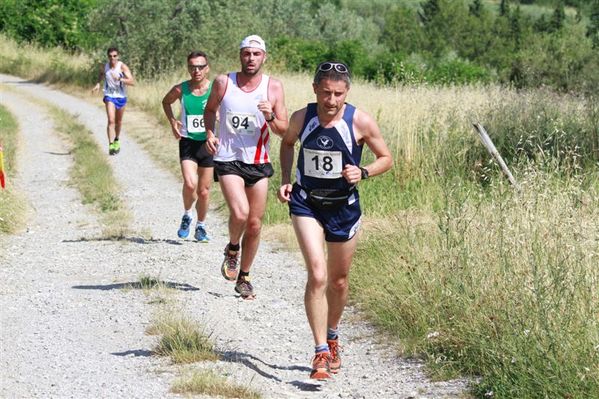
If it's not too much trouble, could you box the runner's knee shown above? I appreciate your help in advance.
[230,208,249,226]
[328,276,349,293]
[197,185,210,201]
[244,218,262,237]
[183,180,197,193]
[307,268,328,291]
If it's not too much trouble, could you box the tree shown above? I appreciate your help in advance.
[383,5,423,54]
[499,0,510,17]
[588,0,599,49]
[469,0,483,18]
[510,6,523,50]
[0,0,100,50]
[418,0,440,25]
[549,0,566,33]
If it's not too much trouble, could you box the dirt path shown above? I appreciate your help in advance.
[0,75,468,398]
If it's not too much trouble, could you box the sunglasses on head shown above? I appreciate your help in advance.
[188,64,208,71]
[317,62,349,74]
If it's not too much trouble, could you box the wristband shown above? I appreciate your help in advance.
[360,167,369,180]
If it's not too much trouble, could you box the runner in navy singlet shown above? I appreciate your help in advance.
[278,61,393,380]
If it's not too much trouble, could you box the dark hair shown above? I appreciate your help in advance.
[187,51,208,62]
[106,47,119,55]
[313,61,351,87]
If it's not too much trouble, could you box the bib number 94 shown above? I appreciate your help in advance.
[227,111,258,135]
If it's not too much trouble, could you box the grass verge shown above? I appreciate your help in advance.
[49,104,131,237]
[0,103,27,234]
[351,172,599,398]
[147,313,219,364]
[171,369,261,398]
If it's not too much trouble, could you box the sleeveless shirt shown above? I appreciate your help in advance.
[296,103,363,191]
[180,80,212,141]
[215,72,270,164]
[103,61,126,98]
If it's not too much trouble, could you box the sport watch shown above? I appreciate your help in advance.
[360,167,369,180]
[265,111,276,122]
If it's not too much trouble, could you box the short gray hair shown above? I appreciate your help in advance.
[313,61,351,87]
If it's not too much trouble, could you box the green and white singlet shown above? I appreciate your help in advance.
[180,80,212,141]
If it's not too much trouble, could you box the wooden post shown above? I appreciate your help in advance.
[472,123,520,191]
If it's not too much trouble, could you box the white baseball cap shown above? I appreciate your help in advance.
[240,35,266,52]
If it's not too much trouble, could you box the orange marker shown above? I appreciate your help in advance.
[0,144,5,189]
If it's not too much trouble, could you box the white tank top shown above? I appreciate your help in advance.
[215,72,270,164]
[103,61,126,98]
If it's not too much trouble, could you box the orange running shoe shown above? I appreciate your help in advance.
[310,352,332,380]
[221,245,239,281]
[327,338,341,373]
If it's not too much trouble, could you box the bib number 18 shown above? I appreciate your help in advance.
[303,148,342,179]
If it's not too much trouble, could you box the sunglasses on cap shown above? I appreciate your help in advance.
[316,62,349,74]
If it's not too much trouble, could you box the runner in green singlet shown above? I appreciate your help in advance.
[162,51,214,242]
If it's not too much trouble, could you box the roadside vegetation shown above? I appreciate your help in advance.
[0,103,27,234]
[146,312,218,364]
[139,275,257,397]
[171,370,261,398]
[48,104,131,237]
[1,0,598,395]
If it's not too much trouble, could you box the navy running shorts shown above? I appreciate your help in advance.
[289,183,362,242]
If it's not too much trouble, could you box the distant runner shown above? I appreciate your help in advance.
[92,47,135,155]
[162,51,213,242]
[278,61,393,379]
[204,35,288,299]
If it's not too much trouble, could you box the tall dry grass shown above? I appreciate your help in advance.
[353,171,599,397]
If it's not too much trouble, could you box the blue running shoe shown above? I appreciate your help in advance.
[177,214,193,238]
[194,224,210,242]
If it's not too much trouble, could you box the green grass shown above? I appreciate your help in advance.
[352,171,599,397]
[49,105,131,237]
[0,103,27,234]
[171,370,261,398]
[147,314,219,364]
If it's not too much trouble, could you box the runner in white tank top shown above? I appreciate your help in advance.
[215,72,270,164]
[92,47,135,155]
[103,61,126,99]
[204,35,288,300]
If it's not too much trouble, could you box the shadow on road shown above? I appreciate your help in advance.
[72,281,199,291]
[289,380,323,392]
[62,236,183,245]
[218,350,312,383]
[111,349,154,357]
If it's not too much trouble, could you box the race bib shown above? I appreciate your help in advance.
[226,111,258,135]
[186,115,205,133]
[303,148,343,179]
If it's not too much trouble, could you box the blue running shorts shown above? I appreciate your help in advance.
[289,183,362,242]
[103,96,127,110]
